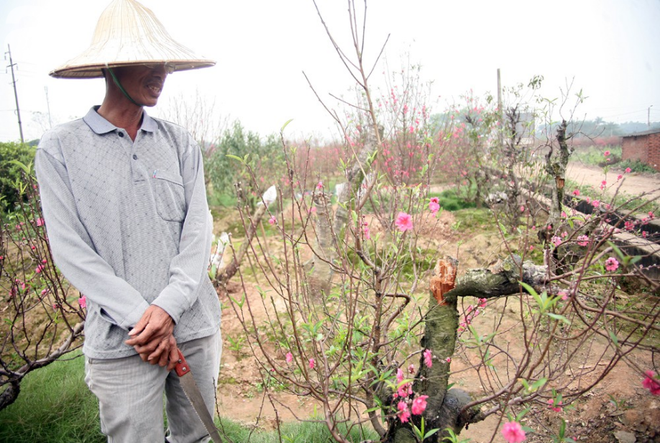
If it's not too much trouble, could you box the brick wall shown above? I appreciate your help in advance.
[622,135,649,163]
[648,133,660,171]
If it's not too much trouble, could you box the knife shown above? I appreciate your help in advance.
[173,348,223,443]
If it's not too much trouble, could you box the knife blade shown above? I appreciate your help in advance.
[173,348,222,443]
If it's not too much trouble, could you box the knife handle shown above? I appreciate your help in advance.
[174,348,191,377]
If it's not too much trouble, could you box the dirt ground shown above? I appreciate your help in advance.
[213,165,660,442]
[566,162,660,202]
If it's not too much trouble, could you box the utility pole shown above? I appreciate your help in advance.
[497,68,503,147]
[649,105,653,128]
[5,44,24,143]
[44,86,52,129]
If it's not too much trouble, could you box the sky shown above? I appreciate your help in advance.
[1,0,659,143]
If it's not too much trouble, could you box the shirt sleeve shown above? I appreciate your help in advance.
[35,145,150,330]
[151,137,213,323]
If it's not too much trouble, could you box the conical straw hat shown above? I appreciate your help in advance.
[50,0,215,78]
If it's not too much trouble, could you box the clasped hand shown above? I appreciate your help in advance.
[125,305,178,371]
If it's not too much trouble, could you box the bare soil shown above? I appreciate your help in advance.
[566,162,660,202]
[213,179,660,443]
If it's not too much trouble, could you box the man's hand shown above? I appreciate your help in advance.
[125,305,175,365]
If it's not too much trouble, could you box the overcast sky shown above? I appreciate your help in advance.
[1,0,659,142]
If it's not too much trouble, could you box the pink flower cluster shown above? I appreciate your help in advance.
[396,394,429,423]
[457,298,487,333]
[423,349,433,368]
[429,197,440,215]
[501,421,526,442]
[604,257,619,272]
[547,398,563,412]
[576,235,589,247]
[394,368,413,398]
[395,212,413,232]
[643,371,660,395]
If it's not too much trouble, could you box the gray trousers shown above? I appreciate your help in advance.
[85,330,222,443]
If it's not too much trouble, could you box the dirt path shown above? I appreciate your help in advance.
[566,162,660,202]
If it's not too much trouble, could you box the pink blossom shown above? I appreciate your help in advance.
[445,357,451,363]
[308,358,315,369]
[395,212,413,232]
[604,150,611,156]
[558,290,568,301]
[35,264,44,274]
[268,215,276,225]
[408,364,416,375]
[528,245,535,252]
[398,382,412,398]
[625,167,632,173]
[649,211,655,219]
[36,218,45,227]
[478,298,487,308]
[78,295,87,309]
[551,236,562,247]
[429,197,440,214]
[396,367,404,384]
[547,398,563,412]
[577,235,589,247]
[411,395,428,415]
[605,257,619,272]
[572,189,580,196]
[617,174,623,181]
[519,205,525,213]
[397,401,411,423]
[363,223,371,240]
[642,371,660,395]
[423,349,433,368]
[286,352,293,363]
[501,421,526,443]
[592,200,600,208]
[316,181,323,189]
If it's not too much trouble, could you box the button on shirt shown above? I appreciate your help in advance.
[35,107,221,359]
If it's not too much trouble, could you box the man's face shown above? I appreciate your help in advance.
[113,63,173,107]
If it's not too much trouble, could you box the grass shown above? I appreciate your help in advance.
[431,188,477,212]
[572,145,657,173]
[0,352,378,443]
[0,351,104,443]
[572,145,622,167]
[217,419,379,442]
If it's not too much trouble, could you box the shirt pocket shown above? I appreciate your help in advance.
[152,169,186,222]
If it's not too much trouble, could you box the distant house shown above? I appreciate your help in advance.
[621,128,660,171]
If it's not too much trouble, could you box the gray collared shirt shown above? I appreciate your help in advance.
[35,107,221,359]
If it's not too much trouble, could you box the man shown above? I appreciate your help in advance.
[35,0,221,441]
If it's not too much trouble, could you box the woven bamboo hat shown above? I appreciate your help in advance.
[50,0,215,78]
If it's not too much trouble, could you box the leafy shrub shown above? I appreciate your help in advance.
[618,159,658,174]
[0,142,36,216]
[433,188,477,211]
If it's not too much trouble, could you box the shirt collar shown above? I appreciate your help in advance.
[83,106,157,135]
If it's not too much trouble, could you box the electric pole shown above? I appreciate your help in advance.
[649,105,653,128]
[5,44,24,143]
[45,86,52,129]
[497,68,503,147]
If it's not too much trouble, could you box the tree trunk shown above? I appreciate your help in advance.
[386,256,548,442]
[307,129,379,298]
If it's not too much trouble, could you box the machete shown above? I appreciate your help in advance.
[173,349,222,443]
